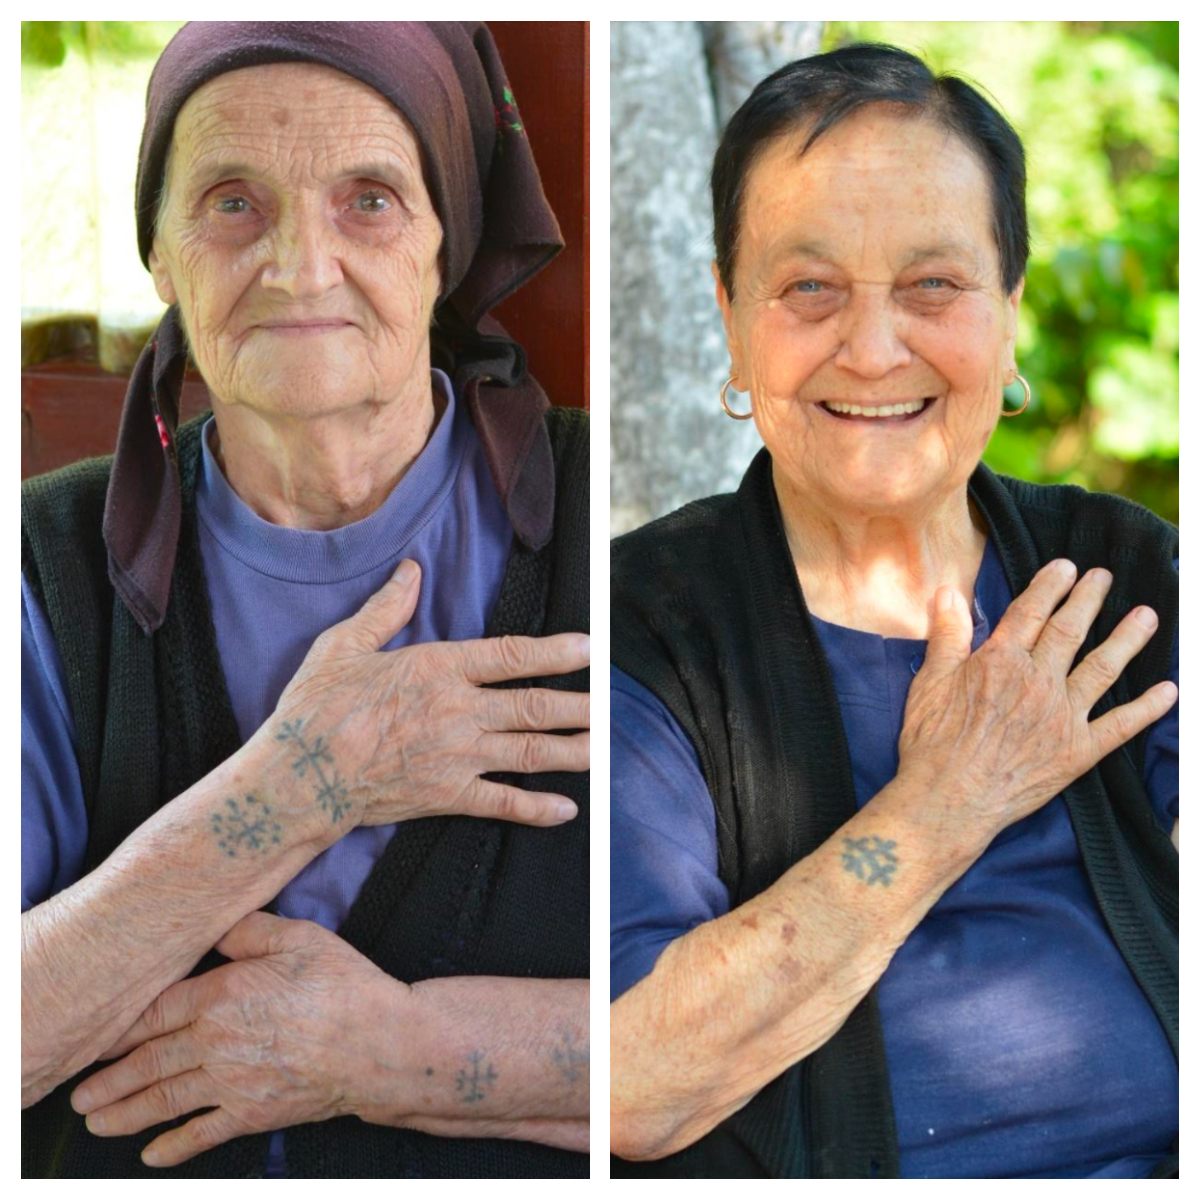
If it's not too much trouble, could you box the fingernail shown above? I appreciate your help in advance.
[1091,568,1113,586]
[575,634,590,658]
[1056,559,1077,579]
[71,1087,93,1113]
[142,1146,164,1167]
[86,1111,108,1133]
[1159,681,1178,702]
[1135,607,1158,630]
[393,559,417,585]
[554,799,578,821]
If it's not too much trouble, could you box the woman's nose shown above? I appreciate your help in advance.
[833,288,913,378]
[260,203,343,298]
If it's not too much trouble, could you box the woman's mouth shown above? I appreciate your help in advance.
[818,397,936,422]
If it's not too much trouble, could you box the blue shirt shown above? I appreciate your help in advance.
[22,373,512,1175]
[611,540,1178,1178]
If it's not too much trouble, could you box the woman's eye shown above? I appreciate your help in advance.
[915,277,954,290]
[354,190,392,214]
[214,195,251,215]
[792,280,826,294]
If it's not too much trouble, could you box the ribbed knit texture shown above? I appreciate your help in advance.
[610,448,1176,1179]
[22,407,589,1179]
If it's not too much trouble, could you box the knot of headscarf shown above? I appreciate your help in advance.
[105,21,565,634]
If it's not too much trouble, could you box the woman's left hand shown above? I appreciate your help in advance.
[69,912,396,1167]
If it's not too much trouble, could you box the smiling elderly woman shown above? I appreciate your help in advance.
[22,23,588,1179]
[610,45,1177,1178]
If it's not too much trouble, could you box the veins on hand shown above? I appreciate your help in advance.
[455,1049,498,1104]
[276,718,352,822]
[841,835,899,887]
[210,795,283,857]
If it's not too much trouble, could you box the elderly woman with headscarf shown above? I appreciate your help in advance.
[610,45,1176,1178]
[22,22,588,1179]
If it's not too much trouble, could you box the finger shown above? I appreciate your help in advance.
[483,686,590,732]
[1087,680,1178,763]
[84,1068,211,1137]
[1067,604,1160,710]
[992,559,1078,651]
[216,909,298,960]
[141,1107,248,1169]
[458,778,579,826]
[72,1029,199,1114]
[323,559,421,654]
[919,586,973,680]
[93,976,206,1063]
[1031,567,1112,673]
[479,730,591,777]
[456,633,590,685]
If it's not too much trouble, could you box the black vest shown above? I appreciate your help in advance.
[22,408,589,1178]
[611,450,1177,1179]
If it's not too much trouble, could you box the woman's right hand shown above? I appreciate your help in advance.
[898,559,1177,844]
[263,559,589,830]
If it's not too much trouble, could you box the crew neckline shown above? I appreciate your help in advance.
[195,369,466,584]
[808,538,1003,653]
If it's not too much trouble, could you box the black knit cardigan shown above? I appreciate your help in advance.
[610,449,1177,1179]
[22,407,589,1179]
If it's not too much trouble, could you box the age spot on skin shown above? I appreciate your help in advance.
[271,108,289,127]
[781,922,797,945]
[741,914,759,931]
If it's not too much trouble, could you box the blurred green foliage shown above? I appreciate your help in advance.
[825,22,1178,522]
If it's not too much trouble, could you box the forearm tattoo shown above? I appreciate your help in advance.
[210,795,283,857]
[455,1050,498,1103]
[550,1029,588,1086]
[841,835,899,886]
[276,718,352,822]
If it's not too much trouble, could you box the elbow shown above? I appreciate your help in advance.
[610,1095,690,1162]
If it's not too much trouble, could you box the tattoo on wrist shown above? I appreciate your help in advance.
[210,795,283,857]
[550,1029,588,1085]
[841,835,899,887]
[276,718,352,823]
[455,1050,497,1104]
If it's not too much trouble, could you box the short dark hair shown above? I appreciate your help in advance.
[711,43,1028,297]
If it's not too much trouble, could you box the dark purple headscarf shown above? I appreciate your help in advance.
[105,21,565,634]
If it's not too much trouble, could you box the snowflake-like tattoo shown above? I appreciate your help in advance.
[455,1050,498,1104]
[550,1030,588,1085]
[210,795,283,857]
[841,835,899,887]
[276,718,352,822]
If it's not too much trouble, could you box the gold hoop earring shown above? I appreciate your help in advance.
[1001,373,1031,418]
[720,375,753,420]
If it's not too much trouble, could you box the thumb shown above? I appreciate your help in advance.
[333,558,421,653]
[922,586,973,678]
[216,910,292,960]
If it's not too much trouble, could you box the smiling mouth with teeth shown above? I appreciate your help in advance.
[820,397,935,421]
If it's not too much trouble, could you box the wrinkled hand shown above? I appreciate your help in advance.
[70,912,394,1168]
[899,559,1177,840]
[269,559,589,829]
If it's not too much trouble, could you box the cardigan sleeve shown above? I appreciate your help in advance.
[21,574,89,910]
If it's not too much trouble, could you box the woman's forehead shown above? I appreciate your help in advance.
[171,62,421,179]
[740,109,997,272]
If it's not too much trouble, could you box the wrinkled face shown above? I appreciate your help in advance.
[717,107,1022,523]
[149,62,443,419]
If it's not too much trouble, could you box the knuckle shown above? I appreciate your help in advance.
[488,787,522,822]
[515,688,551,728]
[494,635,531,676]
[515,733,544,775]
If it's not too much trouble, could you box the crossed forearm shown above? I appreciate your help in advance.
[21,722,342,1108]
[610,773,985,1162]
[359,976,589,1152]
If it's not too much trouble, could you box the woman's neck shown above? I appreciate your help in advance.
[774,468,988,639]
[208,382,440,531]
